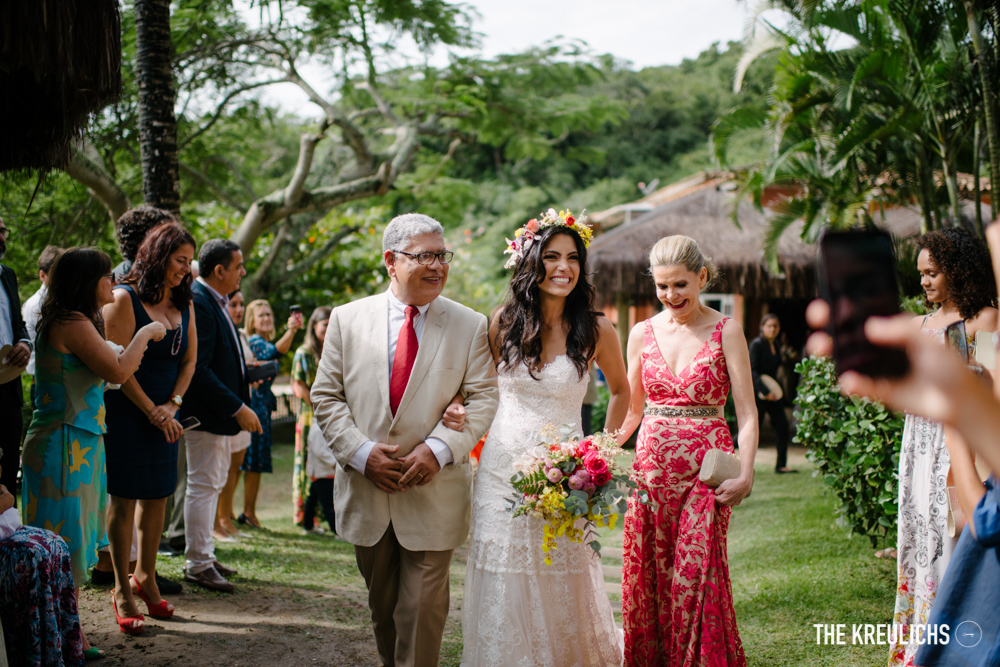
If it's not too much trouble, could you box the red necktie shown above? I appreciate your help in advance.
[390,305,419,415]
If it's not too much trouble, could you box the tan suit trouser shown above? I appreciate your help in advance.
[355,523,454,667]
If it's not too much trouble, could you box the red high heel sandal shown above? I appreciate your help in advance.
[111,592,145,635]
[131,574,175,618]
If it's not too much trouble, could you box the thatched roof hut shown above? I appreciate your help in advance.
[588,174,986,307]
[0,0,122,172]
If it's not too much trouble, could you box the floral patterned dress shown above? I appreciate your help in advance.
[291,345,329,526]
[889,326,968,665]
[0,525,84,667]
[241,335,281,474]
[622,318,746,667]
[20,343,108,587]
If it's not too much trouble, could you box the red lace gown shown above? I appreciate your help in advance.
[622,318,746,667]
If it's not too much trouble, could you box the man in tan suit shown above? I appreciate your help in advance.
[311,213,499,667]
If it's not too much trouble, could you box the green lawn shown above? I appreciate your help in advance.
[148,440,896,666]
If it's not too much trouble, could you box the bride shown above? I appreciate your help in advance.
[461,211,630,667]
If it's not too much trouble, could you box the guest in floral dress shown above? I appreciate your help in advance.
[290,306,332,530]
[237,299,301,528]
[617,235,758,667]
[0,477,86,666]
[889,228,997,666]
[20,247,165,651]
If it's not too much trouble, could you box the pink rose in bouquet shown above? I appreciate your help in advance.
[545,467,564,484]
[583,449,611,486]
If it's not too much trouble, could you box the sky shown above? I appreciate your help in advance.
[258,0,754,114]
[458,0,750,68]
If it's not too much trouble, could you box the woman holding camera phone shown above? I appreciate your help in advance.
[237,299,302,529]
[888,228,997,666]
[103,223,197,633]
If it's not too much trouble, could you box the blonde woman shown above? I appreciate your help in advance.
[618,235,757,667]
[237,299,301,528]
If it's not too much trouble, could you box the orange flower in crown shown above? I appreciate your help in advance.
[503,208,593,269]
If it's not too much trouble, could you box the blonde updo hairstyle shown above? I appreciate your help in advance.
[649,235,720,291]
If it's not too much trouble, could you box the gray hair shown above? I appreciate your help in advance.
[382,213,444,252]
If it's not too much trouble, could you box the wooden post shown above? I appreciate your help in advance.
[616,293,630,357]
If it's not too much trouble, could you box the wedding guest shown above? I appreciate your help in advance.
[179,239,260,592]
[113,206,176,280]
[21,247,165,641]
[749,313,794,473]
[237,299,301,529]
[0,216,32,502]
[889,227,997,666]
[21,246,63,388]
[213,289,255,541]
[0,473,94,663]
[617,235,757,666]
[806,292,1000,667]
[291,306,334,533]
[103,223,197,632]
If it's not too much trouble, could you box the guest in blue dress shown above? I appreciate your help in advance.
[103,223,197,633]
[237,299,301,528]
[21,247,165,652]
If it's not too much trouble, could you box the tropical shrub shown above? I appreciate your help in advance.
[793,355,903,548]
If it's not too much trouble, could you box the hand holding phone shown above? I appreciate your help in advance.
[818,230,910,378]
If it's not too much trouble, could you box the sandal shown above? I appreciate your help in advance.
[874,548,897,559]
[83,647,106,661]
[131,574,174,618]
[237,513,262,529]
[111,592,145,635]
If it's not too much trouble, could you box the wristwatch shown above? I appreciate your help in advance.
[171,395,183,407]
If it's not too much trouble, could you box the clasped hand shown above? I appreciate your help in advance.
[365,442,442,493]
[148,403,182,442]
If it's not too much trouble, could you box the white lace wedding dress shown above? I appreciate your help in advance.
[461,356,622,667]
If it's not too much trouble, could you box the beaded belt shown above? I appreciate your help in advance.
[643,405,723,419]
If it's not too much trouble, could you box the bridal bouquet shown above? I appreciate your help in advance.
[508,424,645,564]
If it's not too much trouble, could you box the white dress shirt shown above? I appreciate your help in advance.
[22,285,45,375]
[347,288,455,474]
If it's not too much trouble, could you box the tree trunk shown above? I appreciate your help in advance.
[135,0,179,214]
[966,1,1000,211]
[915,154,935,233]
[975,117,985,235]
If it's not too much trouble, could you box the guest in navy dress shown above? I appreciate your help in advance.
[237,299,301,528]
[103,223,197,629]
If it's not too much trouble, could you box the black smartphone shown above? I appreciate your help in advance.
[289,304,302,315]
[179,416,201,431]
[945,320,969,363]
[818,229,910,378]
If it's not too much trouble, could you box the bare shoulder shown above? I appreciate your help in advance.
[720,316,748,344]
[969,306,999,333]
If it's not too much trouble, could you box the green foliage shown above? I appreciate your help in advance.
[792,355,903,548]
[589,384,610,435]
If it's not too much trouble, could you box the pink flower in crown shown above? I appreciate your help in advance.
[526,218,540,233]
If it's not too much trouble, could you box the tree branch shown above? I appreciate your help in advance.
[64,145,131,225]
[179,78,288,150]
[179,162,248,211]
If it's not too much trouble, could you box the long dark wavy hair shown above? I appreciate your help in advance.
[917,227,997,320]
[122,222,196,310]
[303,306,333,360]
[37,247,112,342]
[495,225,599,380]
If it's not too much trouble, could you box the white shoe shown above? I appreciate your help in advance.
[302,526,326,535]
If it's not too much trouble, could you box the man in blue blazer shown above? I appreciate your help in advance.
[180,239,261,591]
[0,216,32,502]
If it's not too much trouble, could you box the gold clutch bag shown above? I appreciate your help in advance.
[699,449,742,488]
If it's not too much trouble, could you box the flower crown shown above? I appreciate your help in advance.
[503,208,593,269]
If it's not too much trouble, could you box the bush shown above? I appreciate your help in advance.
[793,355,903,548]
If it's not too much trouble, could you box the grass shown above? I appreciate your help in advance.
[148,439,896,666]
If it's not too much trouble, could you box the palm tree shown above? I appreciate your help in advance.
[135,0,180,214]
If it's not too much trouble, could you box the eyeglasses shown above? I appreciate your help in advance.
[395,250,454,265]
[171,327,183,356]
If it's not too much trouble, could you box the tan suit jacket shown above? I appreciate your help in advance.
[311,290,499,551]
